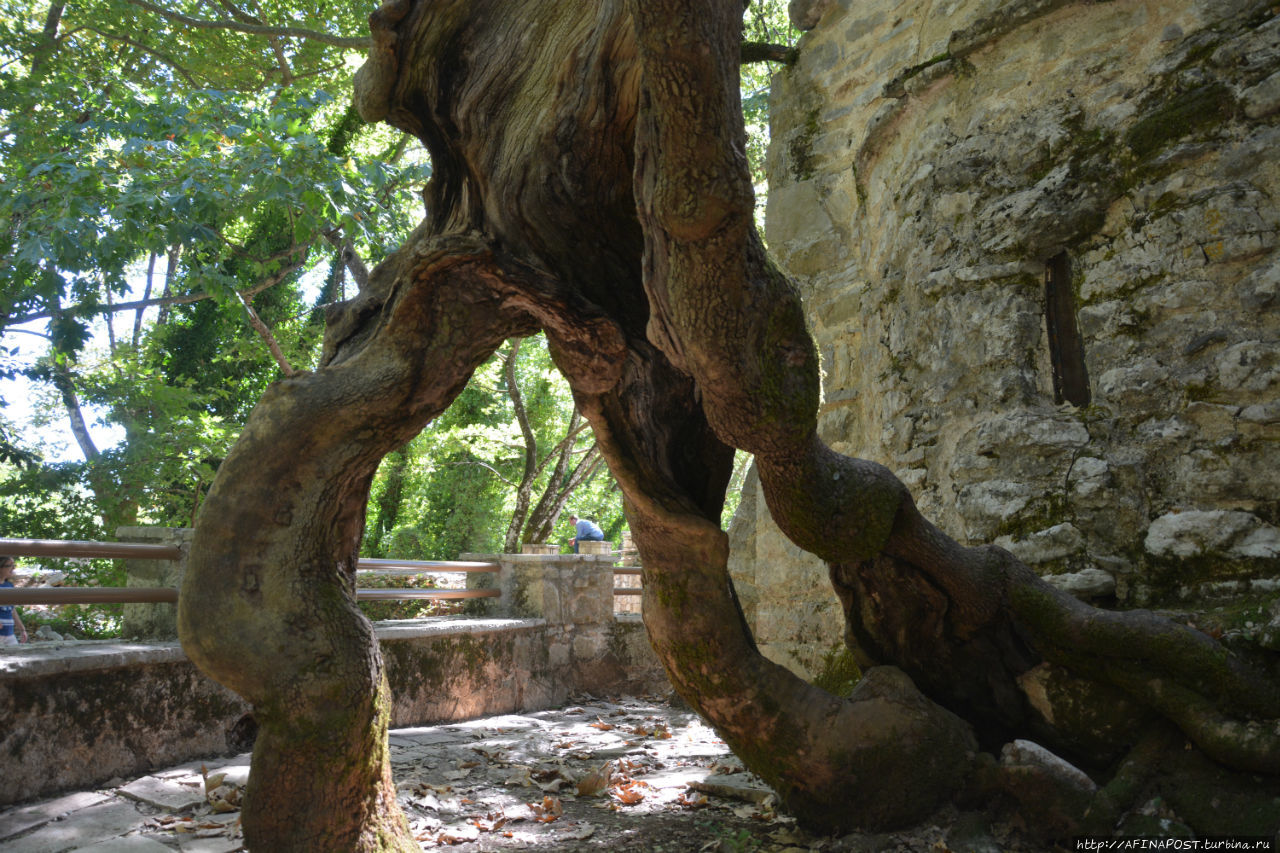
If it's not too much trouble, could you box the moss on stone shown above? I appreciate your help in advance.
[1124,83,1235,160]
[810,643,862,696]
[994,493,1072,542]
[788,107,822,182]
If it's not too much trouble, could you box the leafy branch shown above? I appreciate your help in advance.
[124,0,372,50]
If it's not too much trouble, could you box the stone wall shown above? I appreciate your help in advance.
[730,0,1280,677]
[1,554,666,806]
[465,552,669,695]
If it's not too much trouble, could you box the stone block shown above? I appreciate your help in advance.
[118,775,206,812]
[1243,69,1280,119]
[1145,510,1280,560]
[1043,568,1117,600]
[995,523,1086,565]
[521,544,558,555]
[1216,341,1279,393]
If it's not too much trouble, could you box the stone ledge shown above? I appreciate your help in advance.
[0,618,550,680]
[0,640,189,680]
[0,615,666,806]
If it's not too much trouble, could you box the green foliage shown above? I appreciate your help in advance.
[363,334,623,560]
[741,0,800,226]
[0,0,429,632]
[0,460,99,539]
[0,1,783,633]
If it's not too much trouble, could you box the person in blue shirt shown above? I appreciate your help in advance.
[0,556,28,646]
[568,514,604,553]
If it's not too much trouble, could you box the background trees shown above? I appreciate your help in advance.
[1,1,727,634]
[1,1,423,545]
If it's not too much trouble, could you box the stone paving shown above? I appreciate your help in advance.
[0,695,826,853]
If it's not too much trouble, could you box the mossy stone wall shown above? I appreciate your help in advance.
[730,0,1280,677]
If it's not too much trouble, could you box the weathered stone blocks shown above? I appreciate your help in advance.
[730,0,1280,678]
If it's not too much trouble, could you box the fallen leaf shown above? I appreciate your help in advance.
[576,763,612,797]
[530,795,563,822]
[503,766,534,787]
[677,790,709,808]
[610,779,652,805]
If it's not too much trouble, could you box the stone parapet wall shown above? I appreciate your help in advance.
[464,552,667,695]
[731,0,1280,674]
[1,552,666,807]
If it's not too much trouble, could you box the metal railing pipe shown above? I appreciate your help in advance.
[0,538,182,561]
[356,558,500,573]
[0,587,502,605]
[0,587,179,605]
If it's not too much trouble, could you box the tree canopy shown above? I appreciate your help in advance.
[1,1,686,629]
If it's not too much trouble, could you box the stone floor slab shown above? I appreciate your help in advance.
[118,777,205,813]
[175,838,244,853]
[71,835,174,852]
[0,792,111,843]
[3,800,145,853]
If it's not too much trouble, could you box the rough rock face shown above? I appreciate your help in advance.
[730,0,1280,678]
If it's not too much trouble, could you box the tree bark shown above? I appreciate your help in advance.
[181,237,539,850]
[181,0,1280,845]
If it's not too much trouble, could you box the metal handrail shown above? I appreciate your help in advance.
[0,588,180,605]
[355,558,500,573]
[0,539,501,573]
[0,538,183,561]
[0,537,503,607]
[0,587,501,605]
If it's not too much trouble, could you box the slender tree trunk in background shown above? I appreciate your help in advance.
[180,0,1280,845]
[28,2,64,77]
[134,251,157,348]
[523,434,601,545]
[155,245,179,328]
[369,446,409,556]
[502,338,538,553]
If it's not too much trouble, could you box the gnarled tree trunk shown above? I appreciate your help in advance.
[180,0,1280,847]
